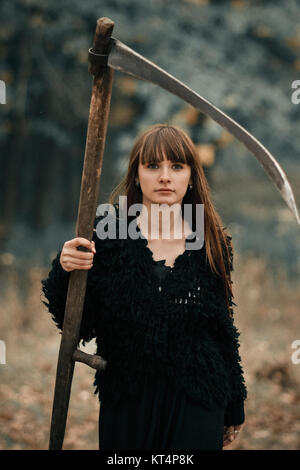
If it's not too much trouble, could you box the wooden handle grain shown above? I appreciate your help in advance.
[49,17,114,450]
[89,17,114,76]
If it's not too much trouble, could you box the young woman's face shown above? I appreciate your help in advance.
[137,154,192,207]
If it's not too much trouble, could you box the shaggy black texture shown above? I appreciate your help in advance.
[41,204,247,426]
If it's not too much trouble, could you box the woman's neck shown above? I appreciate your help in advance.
[137,203,189,241]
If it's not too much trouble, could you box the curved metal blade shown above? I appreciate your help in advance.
[108,38,300,225]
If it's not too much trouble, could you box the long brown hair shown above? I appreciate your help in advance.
[109,124,235,317]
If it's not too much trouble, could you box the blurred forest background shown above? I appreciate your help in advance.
[0,0,300,450]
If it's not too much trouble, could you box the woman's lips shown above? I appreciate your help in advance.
[156,189,174,192]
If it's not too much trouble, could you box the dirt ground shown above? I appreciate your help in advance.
[0,252,300,450]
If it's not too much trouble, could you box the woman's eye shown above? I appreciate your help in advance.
[147,163,158,169]
[146,163,183,169]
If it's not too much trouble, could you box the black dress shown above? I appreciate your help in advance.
[99,373,225,450]
[99,261,226,451]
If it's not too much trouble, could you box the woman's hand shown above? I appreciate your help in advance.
[223,423,243,447]
[59,237,96,272]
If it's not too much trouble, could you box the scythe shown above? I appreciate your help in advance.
[49,16,300,450]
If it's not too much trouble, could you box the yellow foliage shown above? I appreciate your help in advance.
[110,105,136,126]
[293,60,300,71]
[117,77,137,96]
[286,36,300,50]
[254,25,273,38]
[195,143,215,166]
[231,0,245,9]
[216,130,234,149]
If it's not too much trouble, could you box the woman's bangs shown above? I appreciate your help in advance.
[139,130,190,165]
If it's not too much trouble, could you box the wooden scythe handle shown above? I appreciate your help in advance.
[73,349,107,370]
[48,17,114,450]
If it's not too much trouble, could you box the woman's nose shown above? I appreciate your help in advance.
[159,168,171,182]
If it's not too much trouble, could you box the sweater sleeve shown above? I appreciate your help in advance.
[41,217,107,345]
[41,249,99,345]
[221,313,247,426]
[224,397,245,427]
[217,232,247,426]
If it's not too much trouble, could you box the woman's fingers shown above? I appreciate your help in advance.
[60,237,96,272]
[223,425,234,447]
[66,237,93,248]
[64,248,94,260]
[223,424,243,447]
[60,257,94,272]
[63,255,94,266]
[63,262,93,271]
[65,237,96,254]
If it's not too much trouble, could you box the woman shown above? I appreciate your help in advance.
[41,124,247,450]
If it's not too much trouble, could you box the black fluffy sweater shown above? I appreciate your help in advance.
[41,206,248,427]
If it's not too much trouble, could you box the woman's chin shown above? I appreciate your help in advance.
[153,197,176,205]
[153,192,176,201]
